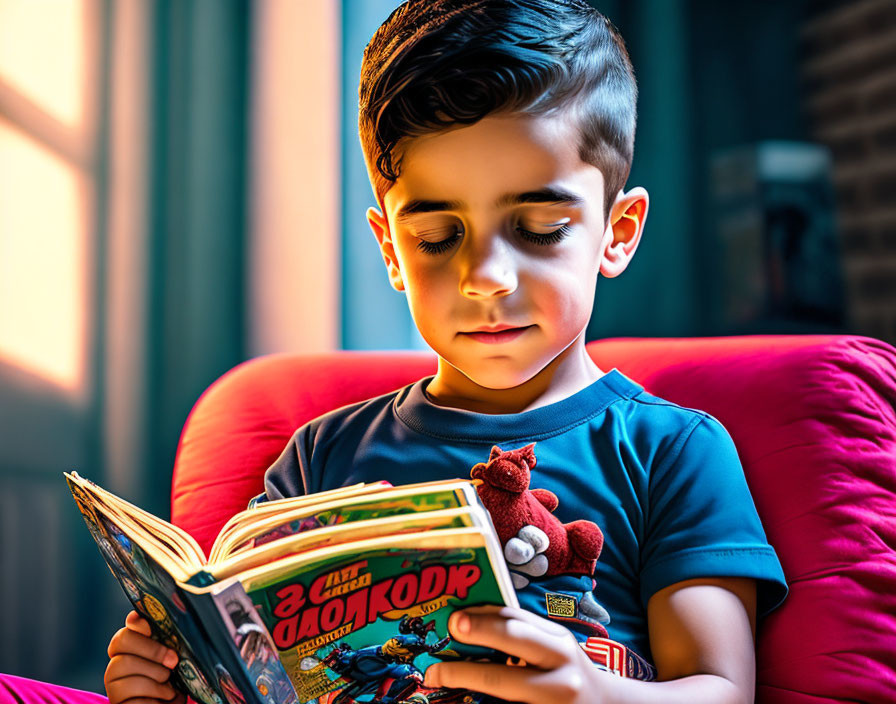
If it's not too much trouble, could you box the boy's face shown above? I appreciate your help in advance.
[367,112,647,400]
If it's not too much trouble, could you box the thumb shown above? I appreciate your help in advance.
[125,609,152,637]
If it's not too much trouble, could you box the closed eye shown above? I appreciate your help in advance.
[517,223,572,245]
[415,223,572,255]
[416,231,461,255]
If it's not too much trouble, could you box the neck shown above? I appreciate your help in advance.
[426,334,606,414]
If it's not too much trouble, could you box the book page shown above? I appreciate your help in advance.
[213,481,479,563]
[67,471,206,567]
[209,481,393,563]
[87,492,199,567]
[206,506,485,582]
[65,473,195,581]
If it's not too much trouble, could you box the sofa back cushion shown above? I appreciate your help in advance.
[171,335,896,703]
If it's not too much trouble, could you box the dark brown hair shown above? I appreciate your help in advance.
[358,0,638,222]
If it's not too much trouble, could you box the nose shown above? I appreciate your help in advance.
[458,231,519,299]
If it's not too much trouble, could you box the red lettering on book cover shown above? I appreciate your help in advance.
[269,563,483,650]
[311,560,369,603]
[273,584,305,618]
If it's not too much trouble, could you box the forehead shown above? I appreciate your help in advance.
[383,112,604,216]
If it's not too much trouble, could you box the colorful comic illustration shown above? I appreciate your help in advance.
[240,529,514,704]
[178,658,224,704]
[215,663,248,704]
[213,581,300,704]
[68,480,231,704]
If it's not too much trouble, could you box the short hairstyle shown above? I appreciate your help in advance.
[358,0,638,223]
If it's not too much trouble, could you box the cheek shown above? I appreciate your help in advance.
[394,240,444,296]
[404,263,450,300]
[532,264,597,327]
[402,265,455,327]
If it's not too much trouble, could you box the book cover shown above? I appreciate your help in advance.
[66,473,517,704]
[68,475,286,704]
[232,529,515,704]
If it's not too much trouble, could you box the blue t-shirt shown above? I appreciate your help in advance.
[256,368,788,666]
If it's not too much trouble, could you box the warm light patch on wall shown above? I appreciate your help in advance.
[0,0,86,130]
[0,119,88,392]
[248,0,340,355]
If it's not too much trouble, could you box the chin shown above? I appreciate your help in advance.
[453,357,545,391]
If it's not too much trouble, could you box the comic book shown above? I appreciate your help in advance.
[65,472,517,704]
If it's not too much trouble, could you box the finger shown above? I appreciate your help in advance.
[106,654,174,684]
[126,610,153,637]
[425,660,586,704]
[105,674,178,703]
[108,627,179,668]
[447,607,577,669]
[454,605,572,638]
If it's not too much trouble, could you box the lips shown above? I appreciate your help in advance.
[460,325,534,344]
[465,323,529,333]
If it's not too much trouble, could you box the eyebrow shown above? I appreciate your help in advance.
[394,186,585,223]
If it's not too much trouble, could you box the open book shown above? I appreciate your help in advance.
[65,472,518,704]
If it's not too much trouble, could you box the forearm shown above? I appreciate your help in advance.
[596,671,751,704]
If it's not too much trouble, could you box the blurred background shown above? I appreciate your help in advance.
[1,0,893,693]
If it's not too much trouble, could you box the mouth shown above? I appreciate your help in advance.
[466,323,527,333]
[459,325,534,344]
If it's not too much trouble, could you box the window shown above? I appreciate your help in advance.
[0,0,100,396]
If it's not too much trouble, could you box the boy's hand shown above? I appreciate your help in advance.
[423,605,611,704]
[105,610,185,704]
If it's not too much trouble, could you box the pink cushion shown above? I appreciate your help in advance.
[171,350,438,551]
[0,675,204,704]
[589,335,896,703]
[0,673,108,703]
[168,335,896,703]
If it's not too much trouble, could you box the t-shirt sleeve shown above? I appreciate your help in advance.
[640,414,788,617]
[248,424,314,507]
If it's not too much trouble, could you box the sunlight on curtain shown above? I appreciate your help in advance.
[0,0,91,394]
[0,120,89,392]
[249,0,340,356]
[0,0,86,130]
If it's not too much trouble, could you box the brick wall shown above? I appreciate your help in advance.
[801,0,896,345]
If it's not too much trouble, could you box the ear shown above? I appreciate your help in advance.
[522,443,536,468]
[599,187,649,279]
[366,206,405,292]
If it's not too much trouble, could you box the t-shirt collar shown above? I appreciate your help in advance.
[393,368,643,442]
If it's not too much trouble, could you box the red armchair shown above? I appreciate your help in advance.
[4,334,895,704]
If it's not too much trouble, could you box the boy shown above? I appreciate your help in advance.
[106,1,787,703]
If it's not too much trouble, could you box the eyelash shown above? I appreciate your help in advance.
[415,224,572,255]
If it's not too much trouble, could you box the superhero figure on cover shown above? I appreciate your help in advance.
[323,616,450,704]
